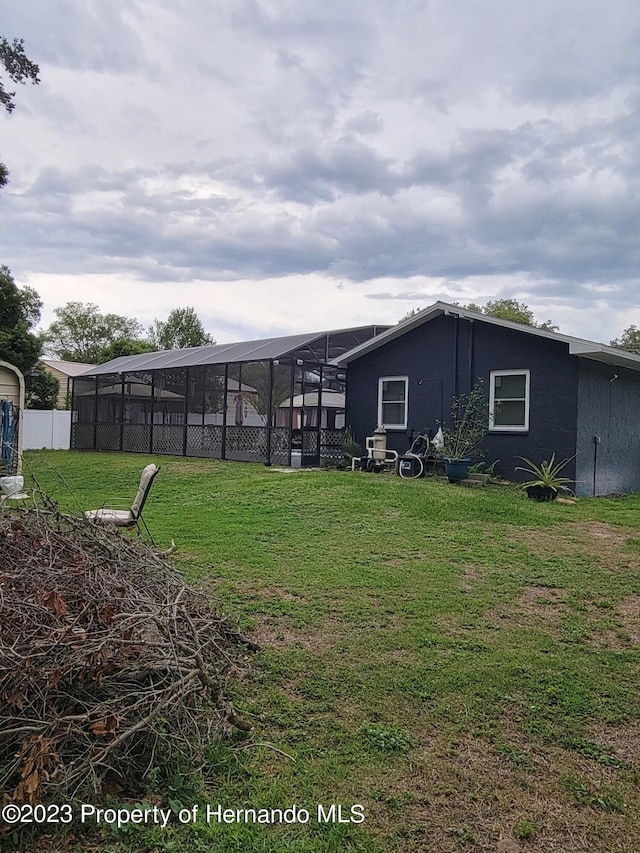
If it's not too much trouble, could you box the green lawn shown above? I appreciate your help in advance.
[14,451,640,852]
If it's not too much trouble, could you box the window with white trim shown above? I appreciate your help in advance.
[489,369,530,431]
[378,376,408,429]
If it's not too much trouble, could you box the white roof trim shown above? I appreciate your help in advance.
[332,301,640,372]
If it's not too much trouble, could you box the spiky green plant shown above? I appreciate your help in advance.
[515,453,575,494]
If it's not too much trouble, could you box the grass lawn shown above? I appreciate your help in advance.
[13,450,640,852]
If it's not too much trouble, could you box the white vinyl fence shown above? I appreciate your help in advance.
[23,409,71,450]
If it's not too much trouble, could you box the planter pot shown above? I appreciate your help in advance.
[525,485,557,502]
[0,476,24,497]
[444,458,471,483]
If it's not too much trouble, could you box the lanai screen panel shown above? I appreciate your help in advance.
[121,372,153,453]
[71,375,96,449]
[185,365,226,458]
[152,368,186,455]
[96,373,122,451]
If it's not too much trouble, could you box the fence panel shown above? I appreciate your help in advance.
[23,410,71,450]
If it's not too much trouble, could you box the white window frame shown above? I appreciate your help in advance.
[489,369,530,432]
[377,375,408,430]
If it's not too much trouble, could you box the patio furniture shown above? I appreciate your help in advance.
[85,463,160,542]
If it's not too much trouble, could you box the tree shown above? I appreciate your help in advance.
[399,299,558,330]
[99,337,157,363]
[149,307,215,350]
[0,265,42,375]
[1,36,40,190]
[43,302,146,363]
[610,326,640,354]
[25,364,58,409]
[465,299,558,331]
[399,307,422,322]
[0,36,40,114]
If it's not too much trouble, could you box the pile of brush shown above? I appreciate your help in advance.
[0,504,256,809]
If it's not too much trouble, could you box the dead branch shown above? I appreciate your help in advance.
[0,505,254,813]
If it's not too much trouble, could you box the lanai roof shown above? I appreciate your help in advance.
[82,325,389,376]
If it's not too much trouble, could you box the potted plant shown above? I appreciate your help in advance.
[440,380,490,482]
[515,454,575,501]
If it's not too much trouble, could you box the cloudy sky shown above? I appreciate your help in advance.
[1,0,640,345]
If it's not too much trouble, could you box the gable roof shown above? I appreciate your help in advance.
[42,358,97,376]
[332,301,640,373]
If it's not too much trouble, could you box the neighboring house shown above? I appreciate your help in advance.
[334,301,640,497]
[41,359,96,409]
[71,326,388,467]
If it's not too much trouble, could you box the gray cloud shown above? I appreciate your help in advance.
[2,1,144,73]
[2,0,640,338]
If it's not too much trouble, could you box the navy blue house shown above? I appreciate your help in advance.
[335,302,640,497]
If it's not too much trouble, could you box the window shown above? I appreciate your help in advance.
[378,376,408,429]
[489,370,530,431]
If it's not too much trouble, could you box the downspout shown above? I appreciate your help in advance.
[452,315,459,399]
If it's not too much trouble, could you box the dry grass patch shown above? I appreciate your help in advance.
[460,563,487,592]
[234,581,308,603]
[249,614,341,652]
[505,521,640,572]
[617,595,640,644]
[518,584,569,631]
[588,720,640,766]
[482,584,568,639]
[580,594,640,650]
[367,729,638,853]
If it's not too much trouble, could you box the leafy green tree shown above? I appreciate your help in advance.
[400,299,558,330]
[1,36,40,190]
[43,302,145,363]
[0,265,42,375]
[25,364,59,409]
[149,307,215,350]
[466,299,558,330]
[0,36,40,113]
[398,307,422,322]
[610,325,640,354]
[98,336,156,363]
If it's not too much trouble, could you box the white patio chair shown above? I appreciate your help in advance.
[85,463,160,543]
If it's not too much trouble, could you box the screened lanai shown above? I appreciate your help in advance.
[71,326,387,467]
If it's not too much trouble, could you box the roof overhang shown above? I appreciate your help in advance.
[332,301,640,374]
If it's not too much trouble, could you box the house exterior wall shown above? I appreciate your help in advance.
[44,365,70,409]
[576,359,640,496]
[345,314,580,485]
